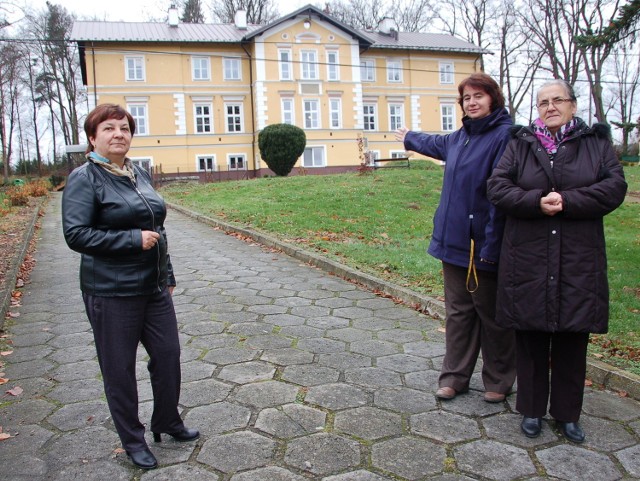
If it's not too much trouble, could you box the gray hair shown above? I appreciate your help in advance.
[537,79,577,102]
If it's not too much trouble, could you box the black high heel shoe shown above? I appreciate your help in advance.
[127,448,158,469]
[153,427,200,443]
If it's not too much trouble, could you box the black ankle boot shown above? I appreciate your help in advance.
[127,448,157,469]
[521,417,542,438]
[153,427,200,443]
[556,421,585,443]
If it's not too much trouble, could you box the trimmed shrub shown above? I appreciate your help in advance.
[258,124,306,177]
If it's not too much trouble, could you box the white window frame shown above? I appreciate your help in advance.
[390,150,407,158]
[225,103,244,133]
[303,99,320,129]
[327,50,339,81]
[281,98,295,124]
[360,59,375,82]
[125,56,145,81]
[192,56,210,81]
[441,104,455,131]
[128,103,148,135]
[439,62,454,84]
[194,103,213,134]
[302,146,326,168]
[279,49,292,80]
[389,103,404,131]
[363,103,377,131]
[130,157,152,174]
[228,154,247,171]
[329,98,342,129]
[223,57,241,81]
[387,60,402,83]
[301,50,319,80]
[197,155,216,172]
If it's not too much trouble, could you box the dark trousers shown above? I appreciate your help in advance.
[83,289,184,452]
[439,262,516,393]
[515,330,590,422]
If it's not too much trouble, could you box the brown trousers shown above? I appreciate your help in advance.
[515,330,589,422]
[439,262,516,394]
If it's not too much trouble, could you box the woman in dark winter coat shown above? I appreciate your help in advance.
[487,80,627,443]
[62,104,199,469]
[395,73,516,403]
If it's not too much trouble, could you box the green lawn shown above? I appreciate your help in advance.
[160,162,640,374]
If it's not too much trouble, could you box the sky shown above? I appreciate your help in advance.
[14,0,311,22]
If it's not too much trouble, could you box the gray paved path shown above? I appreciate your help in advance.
[1,193,639,481]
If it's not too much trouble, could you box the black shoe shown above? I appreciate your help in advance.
[557,421,585,443]
[153,427,200,443]
[127,448,158,469]
[521,417,542,438]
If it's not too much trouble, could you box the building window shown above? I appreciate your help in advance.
[390,151,406,158]
[224,58,241,80]
[360,59,375,82]
[192,56,210,81]
[440,62,454,84]
[279,49,292,80]
[389,103,403,131]
[329,98,341,129]
[387,60,402,82]
[363,103,377,131]
[197,156,215,171]
[125,56,145,81]
[131,158,152,173]
[303,100,320,129]
[282,98,295,124]
[441,104,455,131]
[194,103,212,133]
[128,104,148,135]
[225,103,243,132]
[301,50,318,80]
[228,154,246,170]
[327,51,339,81]
[303,146,325,167]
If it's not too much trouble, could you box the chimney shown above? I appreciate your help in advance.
[235,10,247,30]
[377,17,395,35]
[168,4,179,27]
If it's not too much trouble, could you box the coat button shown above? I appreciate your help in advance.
[552,230,557,234]
[550,276,555,280]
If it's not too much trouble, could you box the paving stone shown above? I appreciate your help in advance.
[403,340,447,358]
[322,470,393,480]
[233,380,300,408]
[333,306,374,320]
[374,387,437,413]
[284,433,361,476]
[351,317,394,331]
[371,436,446,480]
[325,327,372,342]
[306,383,369,410]
[183,402,251,435]
[141,464,220,480]
[255,403,326,438]
[455,440,537,480]
[334,406,402,440]
[180,360,216,382]
[49,359,100,382]
[376,353,432,373]
[0,424,55,459]
[4,358,54,379]
[45,425,121,462]
[376,328,424,343]
[180,320,226,335]
[297,289,335,300]
[260,348,315,365]
[315,297,355,309]
[317,352,372,370]
[47,331,96,349]
[180,378,233,407]
[203,346,257,364]
[615,444,640,477]
[355,298,398,309]
[281,364,340,386]
[297,337,347,354]
[230,466,306,481]
[10,330,55,347]
[582,389,640,421]
[344,367,402,388]
[537,444,622,481]
[579,414,637,451]
[47,345,96,364]
[350,339,399,357]
[47,400,111,431]
[244,334,293,350]
[188,333,239,350]
[482,413,559,447]
[291,305,331,317]
[411,410,481,443]
[263,312,307,324]
[197,431,276,473]
[4,344,53,363]
[307,316,350,329]
[280,325,326,338]
[0,399,57,424]
[440,390,507,417]
[218,361,276,383]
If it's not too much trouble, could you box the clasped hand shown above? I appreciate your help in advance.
[540,192,563,216]
[141,230,160,250]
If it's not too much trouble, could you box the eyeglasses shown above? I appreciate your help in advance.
[537,98,573,110]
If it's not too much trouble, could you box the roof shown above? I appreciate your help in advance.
[70,3,487,55]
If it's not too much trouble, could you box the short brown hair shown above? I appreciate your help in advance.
[84,104,135,153]
[457,73,506,112]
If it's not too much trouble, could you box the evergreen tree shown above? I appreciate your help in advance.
[181,0,205,23]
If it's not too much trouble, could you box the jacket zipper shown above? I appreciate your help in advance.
[131,178,162,292]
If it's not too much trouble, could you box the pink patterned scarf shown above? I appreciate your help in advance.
[532,118,578,156]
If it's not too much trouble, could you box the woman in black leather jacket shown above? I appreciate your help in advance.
[62,104,198,469]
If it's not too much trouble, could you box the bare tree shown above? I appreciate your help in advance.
[181,0,205,23]
[608,36,640,153]
[210,0,279,24]
[324,0,390,30]
[0,42,22,182]
[390,0,438,32]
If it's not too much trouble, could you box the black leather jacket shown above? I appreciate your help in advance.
[62,160,175,296]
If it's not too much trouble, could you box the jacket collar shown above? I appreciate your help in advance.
[462,108,512,136]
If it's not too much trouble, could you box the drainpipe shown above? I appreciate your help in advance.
[241,42,257,176]
[91,42,98,106]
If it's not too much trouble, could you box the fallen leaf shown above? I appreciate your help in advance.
[0,378,8,385]
[592,353,604,359]
[7,312,19,318]
[0,433,11,441]
[584,379,593,387]
[617,390,629,398]
[0,351,12,356]
[7,386,23,396]
[113,447,126,454]
[437,327,446,333]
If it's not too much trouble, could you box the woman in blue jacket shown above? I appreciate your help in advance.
[395,73,515,402]
[62,104,198,469]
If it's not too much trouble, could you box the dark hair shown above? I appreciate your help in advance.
[537,79,577,103]
[84,103,136,153]
[457,73,506,112]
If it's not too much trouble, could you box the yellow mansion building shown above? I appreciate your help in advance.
[71,4,486,178]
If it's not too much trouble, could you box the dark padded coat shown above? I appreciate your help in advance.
[487,120,627,333]
[62,160,175,296]
[403,107,513,271]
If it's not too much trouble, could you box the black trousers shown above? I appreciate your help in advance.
[83,289,184,452]
[439,262,516,394]
[515,330,590,422]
